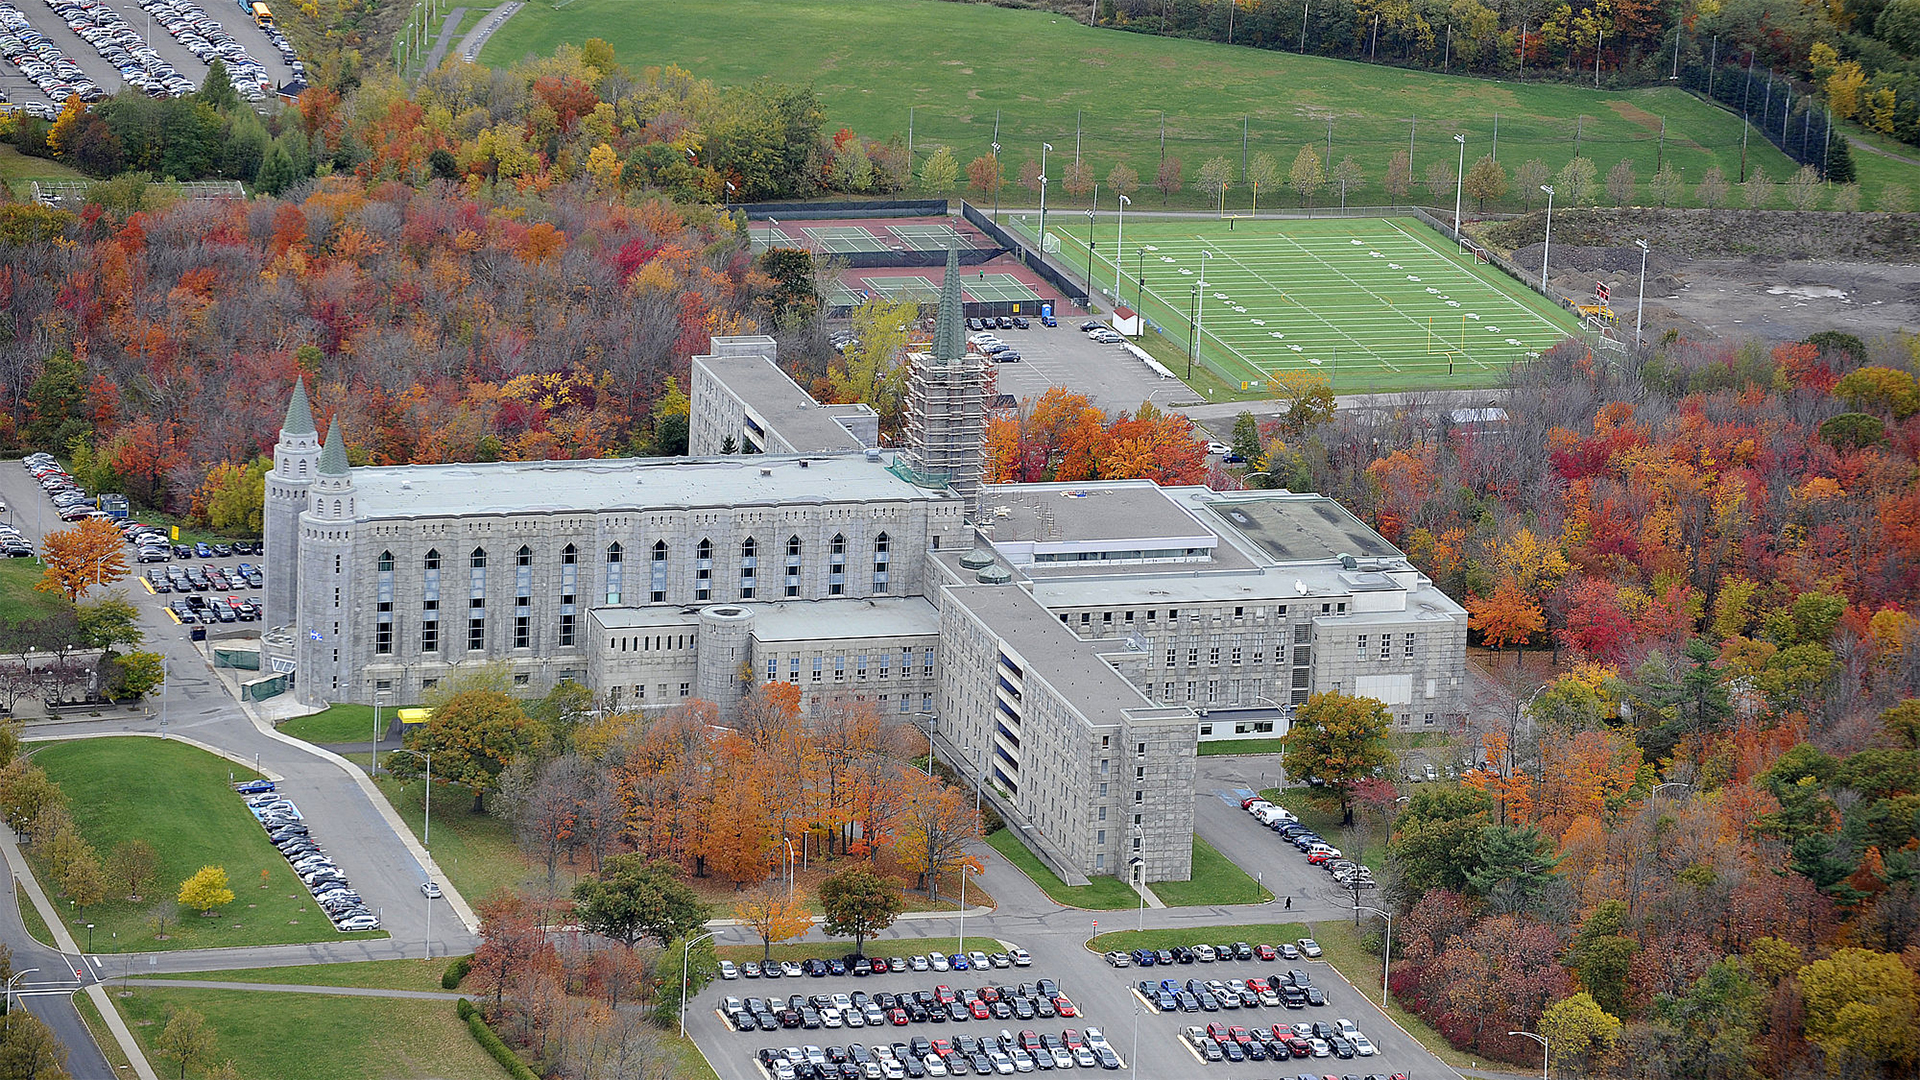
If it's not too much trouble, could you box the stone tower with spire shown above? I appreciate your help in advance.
[294,421,358,705]
[904,244,987,508]
[263,378,318,629]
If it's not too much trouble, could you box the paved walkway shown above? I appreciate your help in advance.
[132,978,464,1001]
[420,5,468,72]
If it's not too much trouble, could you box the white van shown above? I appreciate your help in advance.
[1253,804,1296,826]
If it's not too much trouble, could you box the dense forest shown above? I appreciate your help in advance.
[1225,331,1920,1076]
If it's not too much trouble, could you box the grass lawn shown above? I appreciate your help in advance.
[138,957,455,993]
[667,1029,723,1080]
[16,882,56,948]
[30,738,386,951]
[109,986,514,1080]
[986,830,1137,910]
[374,775,545,904]
[1149,836,1273,906]
[483,0,1864,208]
[0,144,86,187]
[1307,917,1479,1069]
[1012,214,1575,392]
[1260,787,1384,870]
[1198,737,1288,757]
[278,703,399,745]
[0,557,65,630]
[1088,922,1309,955]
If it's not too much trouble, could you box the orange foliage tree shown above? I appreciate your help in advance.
[1468,579,1546,664]
[35,517,128,601]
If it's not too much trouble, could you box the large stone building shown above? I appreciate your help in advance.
[262,284,1466,886]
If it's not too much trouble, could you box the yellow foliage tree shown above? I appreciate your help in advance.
[1827,61,1868,121]
[177,866,235,916]
[732,884,813,964]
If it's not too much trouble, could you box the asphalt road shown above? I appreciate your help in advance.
[0,460,479,1070]
[0,845,115,1079]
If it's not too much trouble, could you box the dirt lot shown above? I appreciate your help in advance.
[1478,208,1920,344]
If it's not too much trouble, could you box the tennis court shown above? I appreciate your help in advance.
[1011,215,1580,389]
[863,274,943,302]
[831,269,1050,309]
[802,225,892,253]
[889,223,969,251]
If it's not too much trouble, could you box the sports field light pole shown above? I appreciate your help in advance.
[1194,250,1211,366]
[1451,133,1467,243]
[679,929,719,1037]
[1084,185,1098,309]
[784,836,797,907]
[991,140,1002,223]
[1136,248,1147,318]
[1538,184,1556,294]
[1633,238,1651,342]
[1039,142,1052,241]
[1115,194,1130,300]
[1507,1030,1548,1080]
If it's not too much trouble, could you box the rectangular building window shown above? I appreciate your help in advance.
[1356,634,1368,660]
[1381,634,1392,662]
[812,657,824,683]
[856,655,868,680]
[467,601,485,651]
[1209,647,1221,667]
[421,599,438,652]
[1405,633,1417,659]
[924,650,935,677]
[834,656,846,681]
[766,657,778,682]
[559,613,575,647]
[514,615,530,650]
[375,601,393,654]
[1165,649,1176,669]
[1187,647,1199,667]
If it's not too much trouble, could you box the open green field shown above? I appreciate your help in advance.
[32,738,386,950]
[375,775,549,904]
[280,702,400,745]
[479,0,1904,207]
[0,557,64,629]
[986,830,1138,910]
[1012,214,1577,390]
[1148,836,1272,906]
[110,986,514,1080]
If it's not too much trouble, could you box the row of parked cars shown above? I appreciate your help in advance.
[756,1027,1121,1080]
[1076,320,1124,345]
[134,0,289,100]
[49,0,199,99]
[239,780,380,931]
[0,3,104,108]
[729,978,1081,1033]
[1103,939,1309,969]
[1183,1016,1389,1066]
[729,948,1032,982]
[24,451,108,525]
[1241,795,1376,891]
[1134,965,1336,1016]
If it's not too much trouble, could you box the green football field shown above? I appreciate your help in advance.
[1011,214,1582,390]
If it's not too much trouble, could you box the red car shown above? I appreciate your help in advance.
[1061,1029,1084,1049]
[1206,1022,1231,1044]
[1018,1031,1042,1052]
[1240,795,1266,809]
[968,999,989,1020]
[888,1008,908,1025]
[933,985,956,1004]
[1307,848,1338,865]
[869,957,889,975]
[1254,944,1278,961]
[1054,996,1078,1017]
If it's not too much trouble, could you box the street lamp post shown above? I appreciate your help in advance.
[1136,248,1147,319]
[387,748,432,847]
[1353,904,1393,1002]
[1507,1030,1548,1080]
[680,929,719,1037]
[1452,133,1467,243]
[1633,238,1651,342]
[1115,194,1130,301]
[86,922,94,953]
[784,836,797,908]
[372,689,389,777]
[4,969,37,1014]
[1538,185,1556,293]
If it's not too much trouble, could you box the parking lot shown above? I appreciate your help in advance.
[968,318,1192,415]
[0,0,299,112]
[686,905,1441,1080]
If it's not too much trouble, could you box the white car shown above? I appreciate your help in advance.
[1207,441,1230,455]
[1296,937,1323,958]
[336,913,379,931]
[910,955,931,971]
[1353,1034,1377,1056]
[421,881,442,899]
[1009,947,1032,966]
[968,950,991,970]
[929,952,951,971]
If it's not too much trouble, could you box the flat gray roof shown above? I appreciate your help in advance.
[944,582,1154,720]
[1202,494,1402,564]
[351,454,935,520]
[695,352,874,453]
[980,481,1217,548]
[750,597,941,641]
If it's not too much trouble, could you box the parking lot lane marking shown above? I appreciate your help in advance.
[1129,986,1159,1013]
[165,610,181,625]
[140,579,154,594]
[1175,1036,1208,1066]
